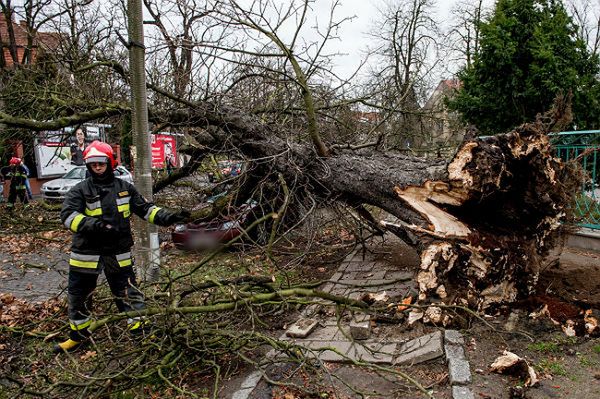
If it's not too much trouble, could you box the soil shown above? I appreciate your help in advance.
[464,245,600,399]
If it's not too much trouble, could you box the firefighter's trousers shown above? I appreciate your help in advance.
[67,255,145,341]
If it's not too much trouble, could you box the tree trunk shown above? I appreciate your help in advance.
[179,99,579,322]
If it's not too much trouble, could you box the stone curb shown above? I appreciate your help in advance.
[444,330,475,399]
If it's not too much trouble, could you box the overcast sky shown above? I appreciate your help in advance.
[298,0,492,82]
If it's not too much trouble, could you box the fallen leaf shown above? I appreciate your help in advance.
[397,295,413,312]
[80,351,97,361]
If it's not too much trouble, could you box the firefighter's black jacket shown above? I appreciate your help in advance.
[60,177,173,256]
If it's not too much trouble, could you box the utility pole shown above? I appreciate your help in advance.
[127,0,160,282]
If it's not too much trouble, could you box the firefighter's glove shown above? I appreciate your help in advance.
[94,220,115,233]
[166,209,191,225]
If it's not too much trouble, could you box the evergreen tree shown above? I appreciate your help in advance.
[449,0,600,134]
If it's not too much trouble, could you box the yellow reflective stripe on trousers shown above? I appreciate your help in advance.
[69,259,98,268]
[69,319,91,331]
[128,317,144,330]
[69,253,100,269]
[116,252,132,267]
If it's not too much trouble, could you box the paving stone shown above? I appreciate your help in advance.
[306,326,343,341]
[348,291,364,300]
[347,343,396,364]
[305,340,352,362]
[240,371,262,389]
[448,357,472,385]
[445,330,465,345]
[343,252,358,262]
[329,272,343,281]
[349,320,371,340]
[342,279,396,288]
[232,387,254,399]
[319,283,334,293]
[394,331,444,365]
[286,318,319,338]
[452,386,475,399]
[505,311,520,332]
[339,271,358,280]
[445,343,466,361]
[355,270,386,280]
[384,271,414,280]
[301,304,321,317]
[344,262,375,273]
[331,287,350,296]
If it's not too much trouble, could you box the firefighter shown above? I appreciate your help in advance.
[55,141,190,353]
[6,157,29,209]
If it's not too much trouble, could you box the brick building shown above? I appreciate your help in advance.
[0,14,60,67]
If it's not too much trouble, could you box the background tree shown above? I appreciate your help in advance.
[446,0,489,70]
[449,0,600,134]
[366,0,441,151]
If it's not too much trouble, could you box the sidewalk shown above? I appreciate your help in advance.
[234,238,600,399]
[234,237,465,399]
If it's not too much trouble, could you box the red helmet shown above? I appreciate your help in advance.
[83,141,117,169]
[9,157,21,166]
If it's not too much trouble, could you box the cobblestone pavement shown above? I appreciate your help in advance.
[238,238,458,398]
[0,250,68,301]
[276,248,418,364]
[237,240,600,399]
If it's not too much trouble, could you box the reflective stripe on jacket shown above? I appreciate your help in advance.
[60,176,173,256]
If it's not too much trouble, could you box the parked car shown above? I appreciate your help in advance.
[172,200,258,250]
[41,165,134,202]
[207,160,243,183]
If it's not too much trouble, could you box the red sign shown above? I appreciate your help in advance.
[151,134,178,169]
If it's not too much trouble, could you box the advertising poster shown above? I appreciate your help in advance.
[35,125,107,178]
[151,134,178,169]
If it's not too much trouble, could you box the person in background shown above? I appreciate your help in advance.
[55,141,190,353]
[0,172,4,203]
[164,142,175,176]
[6,157,29,209]
[21,160,33,200]
[70,128,86,166]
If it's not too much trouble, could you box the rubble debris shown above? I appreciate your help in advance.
[285,318,319,338]
[528,295,589,337]
[394,331,444,365]
[359,291,389,305]
[490,351,539,387]
[349,315,371,340]
[584,309,600,336]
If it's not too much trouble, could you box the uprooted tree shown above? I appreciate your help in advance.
[0,0,589,395]
[1,92,581,322]
[0,0,582,328]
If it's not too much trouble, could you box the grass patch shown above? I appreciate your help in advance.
[528,341,560,353]
[578,355,598,368]
[592,344,600,354]
[537,359,568,376]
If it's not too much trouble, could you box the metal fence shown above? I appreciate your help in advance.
[551,130,600,230]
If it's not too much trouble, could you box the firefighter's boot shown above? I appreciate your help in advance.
[53,338,83,353]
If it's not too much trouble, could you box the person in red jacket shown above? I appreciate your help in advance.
[55,141,189,353]
[6,157,29,209]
